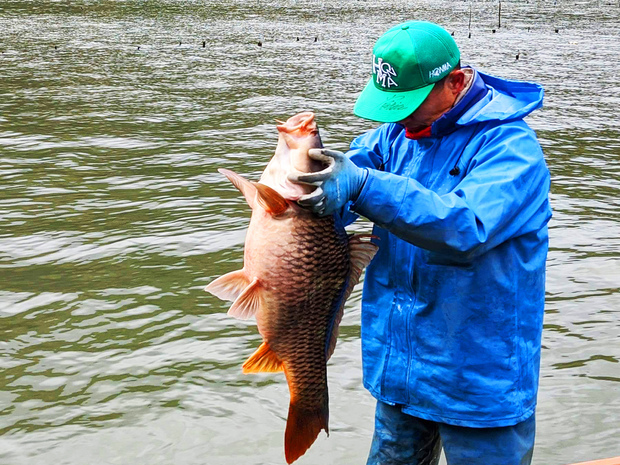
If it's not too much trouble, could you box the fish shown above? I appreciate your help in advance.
[205,112,378,464]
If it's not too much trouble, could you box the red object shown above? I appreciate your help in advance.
[405,126,432,140]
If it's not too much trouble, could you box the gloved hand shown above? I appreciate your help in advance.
[287,148,368,217]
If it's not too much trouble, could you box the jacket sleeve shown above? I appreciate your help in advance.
[350,122,552,260]
[338,124,402,226]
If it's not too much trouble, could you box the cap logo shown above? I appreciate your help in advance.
[373,55,398,88]
[429,62,452,79]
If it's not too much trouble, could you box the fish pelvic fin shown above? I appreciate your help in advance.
[325,234,379,361]
[227,277,261,320]
[242,341,283,373]
[253,182,289,215]
[218,168,257,209]
[205,269,249,301]
[284,396,329,464]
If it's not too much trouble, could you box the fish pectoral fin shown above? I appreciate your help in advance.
[205,269,250,301]
[242,341,283,373]
[218,168,257,209]
[227,277,261,320]
[252,182,289,215]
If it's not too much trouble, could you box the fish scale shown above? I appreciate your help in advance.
[206,112,378,464]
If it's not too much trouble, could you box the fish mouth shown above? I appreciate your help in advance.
[276,111,318,137]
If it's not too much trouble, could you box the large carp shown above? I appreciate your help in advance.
[206,112,378,464]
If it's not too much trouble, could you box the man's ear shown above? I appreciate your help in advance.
[448,69,466,95]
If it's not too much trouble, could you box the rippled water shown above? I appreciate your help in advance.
[1,1,619,464]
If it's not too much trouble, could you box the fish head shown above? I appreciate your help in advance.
[260,112,325,200]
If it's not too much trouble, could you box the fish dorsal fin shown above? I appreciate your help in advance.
[253,182,289,215]
[205,269,249,301]
[218,168,257,209]
[348,235,380,283]
[325,234,379,360]
[228,277,261,320]
[242,341,283,373]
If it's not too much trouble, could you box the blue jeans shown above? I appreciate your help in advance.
[366,401,536,465]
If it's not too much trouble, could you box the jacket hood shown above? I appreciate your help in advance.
[431,67,544,137]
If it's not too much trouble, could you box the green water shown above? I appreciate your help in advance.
[1,1,619,464]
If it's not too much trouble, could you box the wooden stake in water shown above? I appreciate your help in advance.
[498,1,502,29]
[469,0,472,38]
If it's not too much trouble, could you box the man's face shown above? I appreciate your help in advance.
[397,69,465,132]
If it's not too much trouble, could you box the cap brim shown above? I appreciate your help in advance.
[353,78,435,123]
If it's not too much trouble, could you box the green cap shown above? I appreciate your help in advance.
[354,21,461,123]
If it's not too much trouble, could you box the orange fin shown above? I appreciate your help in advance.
[284,398,329,464]
[218,168,257,209]
[205,269,249,301]
[228,277,261,320]
[253,182,289,215]
[242,341,283,373]
[325,234,379,360]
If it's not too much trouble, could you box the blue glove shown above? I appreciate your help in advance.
[287,148,368,217]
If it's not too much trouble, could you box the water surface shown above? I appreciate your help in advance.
[1,1,619,464]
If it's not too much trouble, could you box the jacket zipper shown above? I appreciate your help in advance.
[379,135,399,399]
[379,238,397,398]
[381,143,418,400]
[405,250,419,405]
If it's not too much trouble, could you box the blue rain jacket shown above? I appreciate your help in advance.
[341,68,552,428]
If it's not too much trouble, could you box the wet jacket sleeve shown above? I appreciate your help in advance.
[350,122,551,261]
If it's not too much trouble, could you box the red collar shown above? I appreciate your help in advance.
[405,126,432,140]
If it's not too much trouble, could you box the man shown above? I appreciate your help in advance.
[288,21,552,465]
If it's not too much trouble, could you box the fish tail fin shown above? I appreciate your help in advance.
[284,397,329,464]
[242,341,283,373]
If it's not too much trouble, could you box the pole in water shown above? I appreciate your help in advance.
[468,0,472,38]
[498,1,502,29]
